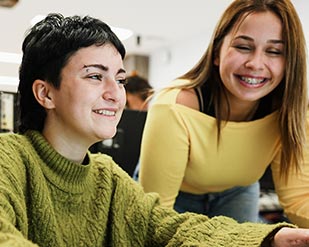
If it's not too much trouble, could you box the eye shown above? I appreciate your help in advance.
[117,79,127,85]
[88,74,102,80]
[234,45,252,52]
[266,49,283,56]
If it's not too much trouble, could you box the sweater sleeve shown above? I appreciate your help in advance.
[107,161,295,247]
[148,207,293,247]
[139,103,189,208]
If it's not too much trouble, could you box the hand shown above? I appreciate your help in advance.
[273,227,309,247]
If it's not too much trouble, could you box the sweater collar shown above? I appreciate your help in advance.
[25,130,93,194]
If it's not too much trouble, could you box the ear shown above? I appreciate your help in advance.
[214,54,220,66]
[32,79,55,109]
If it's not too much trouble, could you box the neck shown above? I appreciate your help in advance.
[42,126,89,164]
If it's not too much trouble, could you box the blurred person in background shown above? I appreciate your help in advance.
[125,72,153,111]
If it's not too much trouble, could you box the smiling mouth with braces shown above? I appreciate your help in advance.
[240,76,266,85]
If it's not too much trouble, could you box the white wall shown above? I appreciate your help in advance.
[148,32,212,89]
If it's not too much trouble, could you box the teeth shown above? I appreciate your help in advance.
[93,109,116,116]
[241,76,264,85]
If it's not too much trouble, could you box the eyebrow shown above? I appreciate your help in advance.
[83,64,126,74]
[234,35,284,44]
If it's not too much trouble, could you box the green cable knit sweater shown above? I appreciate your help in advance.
[0,131,292,246]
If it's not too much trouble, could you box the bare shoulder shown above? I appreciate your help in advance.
[176,88,199,111]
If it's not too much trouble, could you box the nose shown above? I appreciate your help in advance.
[245,50,265,71]
[102,77,123,102]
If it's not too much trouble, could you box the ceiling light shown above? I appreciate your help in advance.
[30,15,46,26]
[110,26,133,41]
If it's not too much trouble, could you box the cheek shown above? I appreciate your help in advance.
[120,89,127,108]
[218,50,238,69]
[268,59,285,84]
[275,61,285,80]
[219,57,235,78]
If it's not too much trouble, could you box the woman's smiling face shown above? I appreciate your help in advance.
[46,43,127,145]
[214,11,285,106]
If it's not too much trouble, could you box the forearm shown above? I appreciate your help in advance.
[271,161,309,227]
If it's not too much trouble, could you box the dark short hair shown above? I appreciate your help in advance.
[18,13,126,133]
[125,75,153,101]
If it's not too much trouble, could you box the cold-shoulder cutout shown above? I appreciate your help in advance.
[176,88,200,111]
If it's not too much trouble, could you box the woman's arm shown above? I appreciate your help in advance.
[271,125,309,228]
[139,103,189,208]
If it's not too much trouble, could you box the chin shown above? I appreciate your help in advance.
[100,129,117,140]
